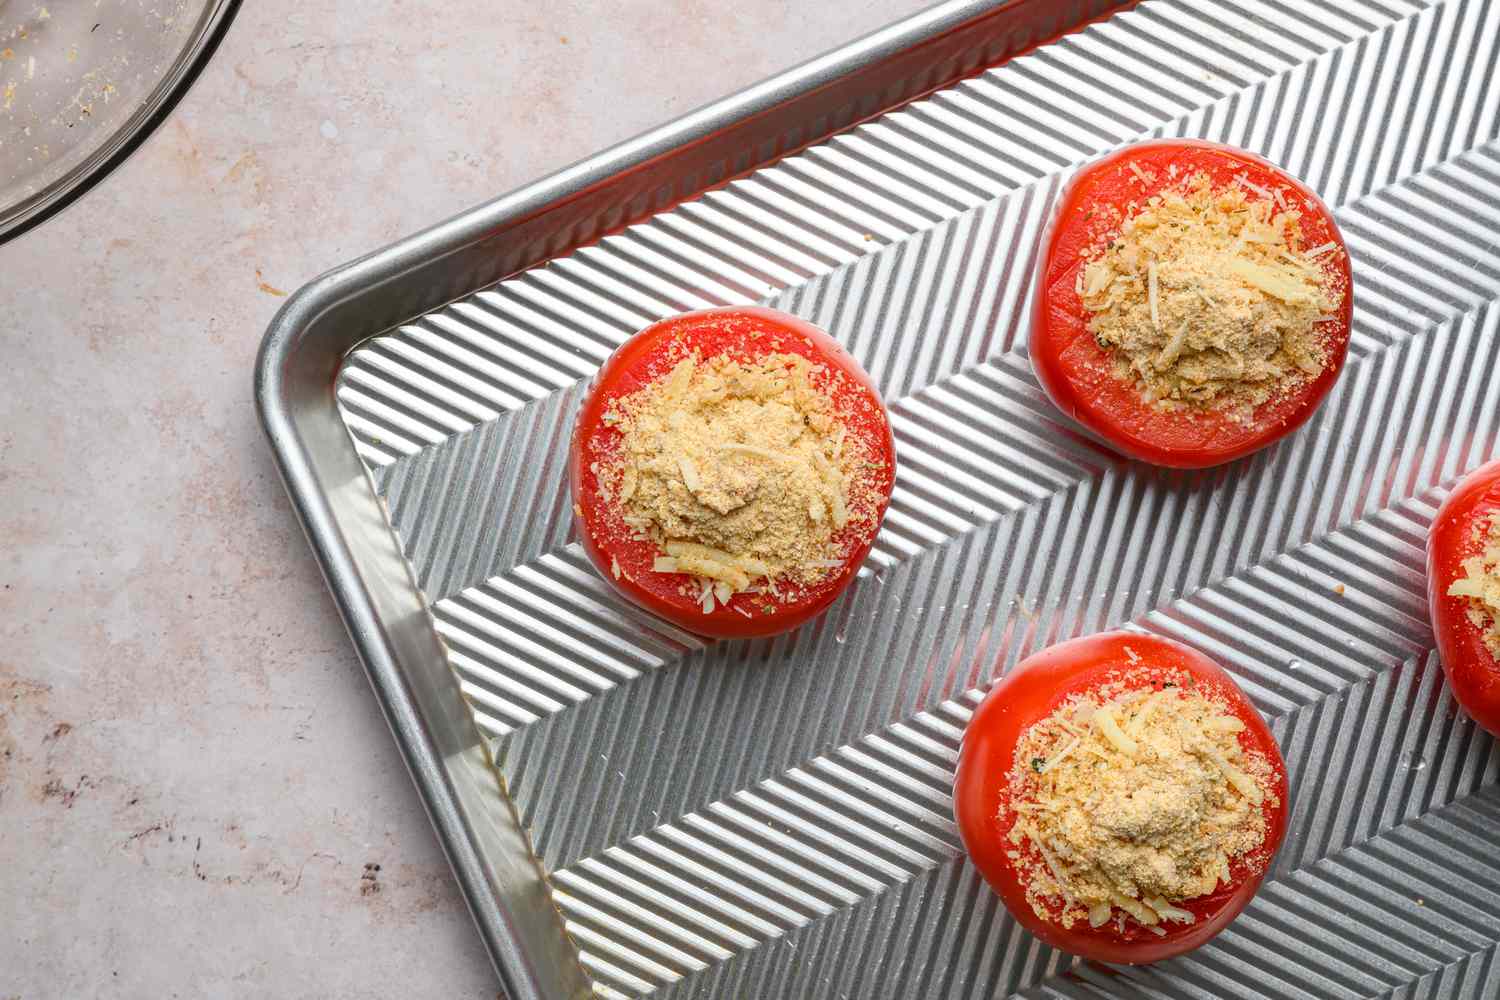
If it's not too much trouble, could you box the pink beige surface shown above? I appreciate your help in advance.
[0,2,927,995]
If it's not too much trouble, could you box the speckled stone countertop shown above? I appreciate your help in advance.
[0,2,925,996]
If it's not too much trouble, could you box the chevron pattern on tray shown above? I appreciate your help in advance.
[336,0,1500,996]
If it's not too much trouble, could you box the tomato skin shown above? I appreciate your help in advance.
[953,631,1289,964]
[1427,460,1500,737]
[1032,139,1354,469]
[569,306,896,639]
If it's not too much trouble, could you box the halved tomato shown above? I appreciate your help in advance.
[1427,459,1500,737]
[953,631,1289,964]
[569,306,896,639]
[1032,139,1354,468]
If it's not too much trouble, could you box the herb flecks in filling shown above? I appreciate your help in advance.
[595,351,884,613]
[1078,172,1345,421]
[1003,668,1278,933]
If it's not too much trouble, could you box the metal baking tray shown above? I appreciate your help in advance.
[256,1,1500,997]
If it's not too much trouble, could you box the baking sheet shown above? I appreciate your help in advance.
[328,0,1500,996]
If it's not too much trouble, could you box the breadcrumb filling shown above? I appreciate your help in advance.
[1003,666,1277,933]
[1448,512,1500,658]
[1078,172,1345,420]
[594,351,884,612]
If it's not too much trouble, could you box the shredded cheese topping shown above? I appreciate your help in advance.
[1076,172,1345,420]
[594,350,887,612]
[1448,511,1500,657]
[1003,670,1278,932]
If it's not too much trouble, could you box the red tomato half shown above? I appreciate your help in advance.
[953,631,1289,964]
[1427,459,1500,737]
[1032,140,1354,468]
[569,306,896,639]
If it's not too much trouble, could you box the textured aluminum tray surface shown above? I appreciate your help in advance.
[333,1,1500,997]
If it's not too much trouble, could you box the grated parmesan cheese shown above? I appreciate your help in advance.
[595,348,887,609]
[1146,896,1197,924]
[1079,173,1344,416]
[1156,323,1189,370]
[1147,260,1161,331]
[718,442,786,462]
[1448,511,1500,657]
[1124,688,1171,738]
[1233,172,1273,200]
[1037,734,1081,774]
[677,455,701,493]
[1226,259,1319,306]
[1004,668,1278,932]
[1093,707,1138,755]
